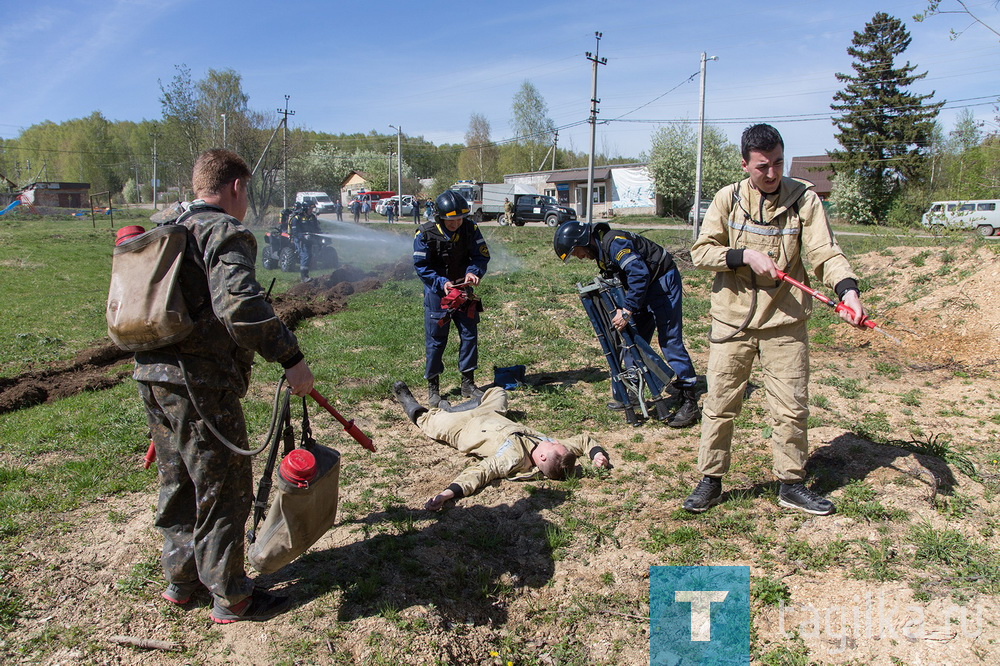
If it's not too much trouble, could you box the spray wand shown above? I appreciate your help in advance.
[309,389,376,452]
[774,270,901,344]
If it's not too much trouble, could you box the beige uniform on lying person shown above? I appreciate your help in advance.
[417,387,600,498]
[691,176,857,482]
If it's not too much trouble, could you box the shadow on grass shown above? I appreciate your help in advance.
[806,432,958,496]
[688,432,958,513]
[264,488,569,626]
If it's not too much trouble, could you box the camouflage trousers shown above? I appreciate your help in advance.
[138,381,254,606]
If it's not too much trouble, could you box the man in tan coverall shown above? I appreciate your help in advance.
[392,382,610,510]
[683,124,866,516]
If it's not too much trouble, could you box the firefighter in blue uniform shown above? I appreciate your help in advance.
[413,190,490,407]
[554,220,700,427]
[289,202,320,281]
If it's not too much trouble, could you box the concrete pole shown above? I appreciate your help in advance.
[693,52,717,240]
[585,32,606,225]
[151,135,158,210]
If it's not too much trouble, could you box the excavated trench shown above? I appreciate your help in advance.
[0,262,412,415]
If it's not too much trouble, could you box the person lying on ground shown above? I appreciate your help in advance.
[392,382,610,510]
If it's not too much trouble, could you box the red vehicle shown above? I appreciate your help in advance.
[353,190,395,207]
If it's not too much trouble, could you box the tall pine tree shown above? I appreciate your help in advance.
[829,12,942,223]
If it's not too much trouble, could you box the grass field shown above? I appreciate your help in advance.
[1,212,998,664]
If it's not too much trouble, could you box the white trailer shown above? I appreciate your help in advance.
[449,180,533,223]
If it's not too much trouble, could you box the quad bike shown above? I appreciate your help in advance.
[261,229,340,272]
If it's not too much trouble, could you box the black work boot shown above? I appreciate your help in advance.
[444,394,485,412]
[393,381,427,423]
[682,476,722,513]
[461,371,484,399]
[299,269,310,282]
[667,389,701,428]
[427,376,446,409]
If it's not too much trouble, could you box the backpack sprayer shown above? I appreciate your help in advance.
[774,270,901,344]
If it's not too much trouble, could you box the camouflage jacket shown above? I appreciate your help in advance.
[133,203,302,395]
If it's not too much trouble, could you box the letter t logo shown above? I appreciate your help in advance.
[675,590,729,641]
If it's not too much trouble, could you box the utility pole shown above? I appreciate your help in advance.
[151,134,158,210]
[387,149,392,190]
[221,113,227,149]
[692,52,718,240]
[277,95,295,209]
[389,125,402,204]
[134,162,142,203]
[585,32,606,225]
[552,130,558,172]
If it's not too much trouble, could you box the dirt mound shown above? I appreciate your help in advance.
[836,243,1000,371]
[0,263,409,415]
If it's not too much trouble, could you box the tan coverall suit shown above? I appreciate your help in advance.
[417,387,599,497]
[690,177,857,482]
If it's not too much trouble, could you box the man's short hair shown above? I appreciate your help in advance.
[192,149,251,197]
[544,447,578,481]
[741,124,784,161]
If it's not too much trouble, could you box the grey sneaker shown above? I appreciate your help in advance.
[162,581,200,605]
[682,476,722,513]
[778,483,835,515]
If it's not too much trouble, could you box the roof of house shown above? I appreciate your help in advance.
[788,155,834,194]
[339,170,371,187]
[545,167,612,183]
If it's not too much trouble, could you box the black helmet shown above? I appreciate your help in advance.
[435,190,471,221]
[553,220,593,262]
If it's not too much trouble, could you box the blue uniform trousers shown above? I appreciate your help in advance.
[423,288,479,379]
[630,266,697,388]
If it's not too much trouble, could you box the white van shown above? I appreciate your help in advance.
[295,191,336,214]
[920,200,1000,237]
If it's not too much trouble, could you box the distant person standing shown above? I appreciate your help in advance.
[350,199,360,224]
[387,200,396,224]
[335,199,343,222]
[363,199,370,222]
[413,199,421,224]
[504,197,514,226]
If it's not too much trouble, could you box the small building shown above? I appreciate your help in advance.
[339,171,373,204]
[19,182,90,208]
[503,163,659,218]
[788,156,834,200]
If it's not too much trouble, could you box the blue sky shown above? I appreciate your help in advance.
[1,0,997,164]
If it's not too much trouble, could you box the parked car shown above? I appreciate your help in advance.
[295,191,336,214]
[498,194,576,227]
[376,194,416,217]
[920,200,1000,237]
[688,200,711,224]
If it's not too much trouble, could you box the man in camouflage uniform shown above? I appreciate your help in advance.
[135,149,315,624]
[392,382,610,510]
